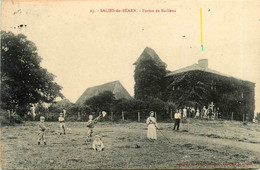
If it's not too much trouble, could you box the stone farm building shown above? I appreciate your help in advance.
[134,47,255,121]
[76,80,132,105]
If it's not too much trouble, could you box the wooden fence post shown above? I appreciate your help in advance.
[243,113,245,122]
[8,110,11,118]
[111,112,113,121]
[155,112,157,120]
[170,110,173,120]
[138,112,140,122]
[231,112,233,120]
[122,111,124,121]
[77,112,81,120]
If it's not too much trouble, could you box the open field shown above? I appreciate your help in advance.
[1,119,260,169]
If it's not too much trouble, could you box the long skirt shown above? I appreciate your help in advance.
[147,124,157,140]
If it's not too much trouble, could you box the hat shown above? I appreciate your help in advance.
[60,113,63,115]
[40,116,45,120]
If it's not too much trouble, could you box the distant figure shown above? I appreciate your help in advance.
[173,109,181,130]
[30,104,36,120]
[146,111,158,140]
[195,109,200,118]
[202,106,207,118]
[92,135,104,151]
[187,107,191,118]
[38,116,49,145]
[208,108,213,119]
[183,107,187,119]
[204,108,209,119]
[191,107,195,117]
[58,113,66,135]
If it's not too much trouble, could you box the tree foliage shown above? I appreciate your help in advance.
[165,70,255,121]
[84,91,116,112]
[134,59,166,100]
[165,71,209,107]
[112,98,146,112]
[1,31,63,115]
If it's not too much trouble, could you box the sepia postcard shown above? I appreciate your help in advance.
[1,0,260,169]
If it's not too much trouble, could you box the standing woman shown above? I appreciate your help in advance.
[146,111,158,140]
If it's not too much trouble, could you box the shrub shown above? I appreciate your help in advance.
[0,109,23,125]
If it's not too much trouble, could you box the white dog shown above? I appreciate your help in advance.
[92,135,104,151]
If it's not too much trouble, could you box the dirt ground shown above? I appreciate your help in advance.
[1,119,260,169]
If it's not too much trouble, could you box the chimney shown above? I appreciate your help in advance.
[198,59,208,68]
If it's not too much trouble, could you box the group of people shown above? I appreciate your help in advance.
[37,113,104,151]
[37,106,221,147]
[179,106,220,120]
[145,105,221,140]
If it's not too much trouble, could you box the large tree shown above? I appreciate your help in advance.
[84,91,116,112]
[1,31,63,115]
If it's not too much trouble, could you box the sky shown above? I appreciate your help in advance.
[1,0,260,112]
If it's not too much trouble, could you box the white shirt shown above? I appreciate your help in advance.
[183,109,187,118]
[146,117,158,127]
[174,113,181,119]
[58,117,65,123]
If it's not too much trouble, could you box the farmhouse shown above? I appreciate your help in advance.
[134,47,255,121]
[76,80,132,105]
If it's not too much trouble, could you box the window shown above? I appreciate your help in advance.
[211,80,217,90]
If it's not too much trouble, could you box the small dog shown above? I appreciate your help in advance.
[92,135,104,151]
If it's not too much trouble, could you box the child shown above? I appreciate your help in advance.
[92,135,104,151]
[58,113,66,135]
[86,115,99,142]
[146,111,158,140]
[38,116,49,145]
[173,109,181,130]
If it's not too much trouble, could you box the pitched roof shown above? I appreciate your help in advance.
[166,64,229,77]
[133,47,166,67]
[75,80,132,105]
[166,62,254,84]
[52,99,73,107]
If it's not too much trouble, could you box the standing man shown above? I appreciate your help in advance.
[173,109,181,131]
